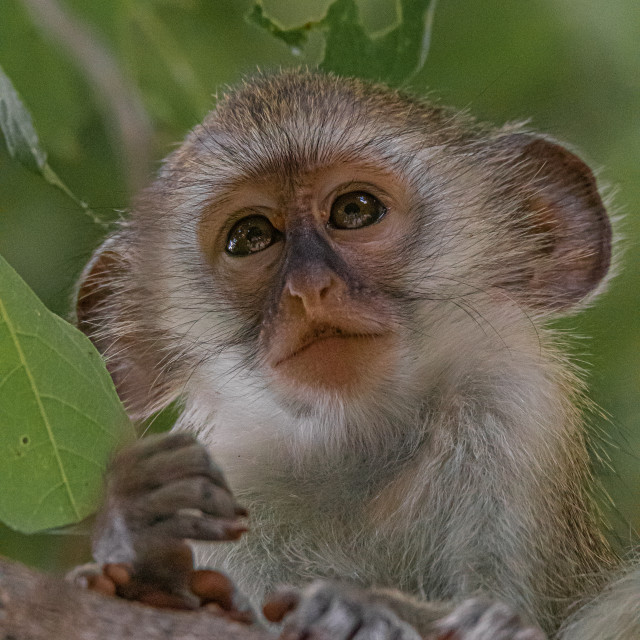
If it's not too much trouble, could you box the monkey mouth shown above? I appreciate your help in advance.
[273,325,383,368]
[267,325,395,394]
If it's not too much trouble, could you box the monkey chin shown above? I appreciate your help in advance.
[268,332,396,400]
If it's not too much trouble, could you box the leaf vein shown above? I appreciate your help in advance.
[0,298,80,519]
[26,481,65,523]
[16,329,99,383]
[0,362,24,392]
[39,394,115,439]
[58,446,103,469]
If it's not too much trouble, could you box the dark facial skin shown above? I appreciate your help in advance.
[198,163,413,399]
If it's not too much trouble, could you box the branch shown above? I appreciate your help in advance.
[0,556,275,640]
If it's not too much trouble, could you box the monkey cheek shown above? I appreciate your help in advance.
[268,334,397,398]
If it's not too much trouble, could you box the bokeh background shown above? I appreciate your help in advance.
[0,0,638,572]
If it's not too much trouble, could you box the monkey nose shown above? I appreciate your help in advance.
[283,269,345,314]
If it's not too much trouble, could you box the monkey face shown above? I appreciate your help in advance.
[197,161,416,401]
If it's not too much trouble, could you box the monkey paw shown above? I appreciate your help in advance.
[86,433,250,615]
[434,598,546,640]
[95,432,248,558]
[263,581,422,640]
[70,560,255,622]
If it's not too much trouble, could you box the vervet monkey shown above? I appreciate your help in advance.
[75,70,639,639]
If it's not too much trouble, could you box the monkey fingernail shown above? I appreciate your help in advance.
[262,591,300,623]
[191,569,234,609]
[225,521,249,540]
[87,574,116,597]
[103,563,132,586]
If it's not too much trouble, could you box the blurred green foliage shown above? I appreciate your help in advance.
[0,0,638,572]
[248,0,437,83]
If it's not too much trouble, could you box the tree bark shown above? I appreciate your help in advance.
[0,556,275,640]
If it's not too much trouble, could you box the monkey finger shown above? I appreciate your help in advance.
[191,569,235,609]
[191,572,257,624]
[436,599,546,640]
[112,433,198,468]
[65,562,104,588]
[86,573,117,597]
[103,562,133,587]
[134,477,244,524]
[262,586,302,622]
[148,513,248,541]
[280,595,362,640]
[274,584,422,640]
[121,444,233,495]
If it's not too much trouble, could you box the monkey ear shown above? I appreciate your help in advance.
[75,236,178,420]
[496,134,612,311]
[75,239,123,345]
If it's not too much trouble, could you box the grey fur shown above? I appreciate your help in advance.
[77,70,636,639]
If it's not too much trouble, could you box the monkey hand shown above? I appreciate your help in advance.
[81,433,252,618]
[263,581,422,640]
[432,598,546,640]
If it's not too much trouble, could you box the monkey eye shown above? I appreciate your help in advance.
[226,215,282,256]
[329,191,387,230]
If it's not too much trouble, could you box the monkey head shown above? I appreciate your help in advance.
[76,71,611,434]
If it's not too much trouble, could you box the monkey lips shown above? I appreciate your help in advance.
[265,323,395,395]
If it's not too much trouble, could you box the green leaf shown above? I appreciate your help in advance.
[0,62,47,173]
[0,63,107,227]
[0,254,135,534]
[246,4,311,50]
[247,0,438,85]
[322,0,437,83]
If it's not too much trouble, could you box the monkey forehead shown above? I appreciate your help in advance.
[168,70,463,182]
